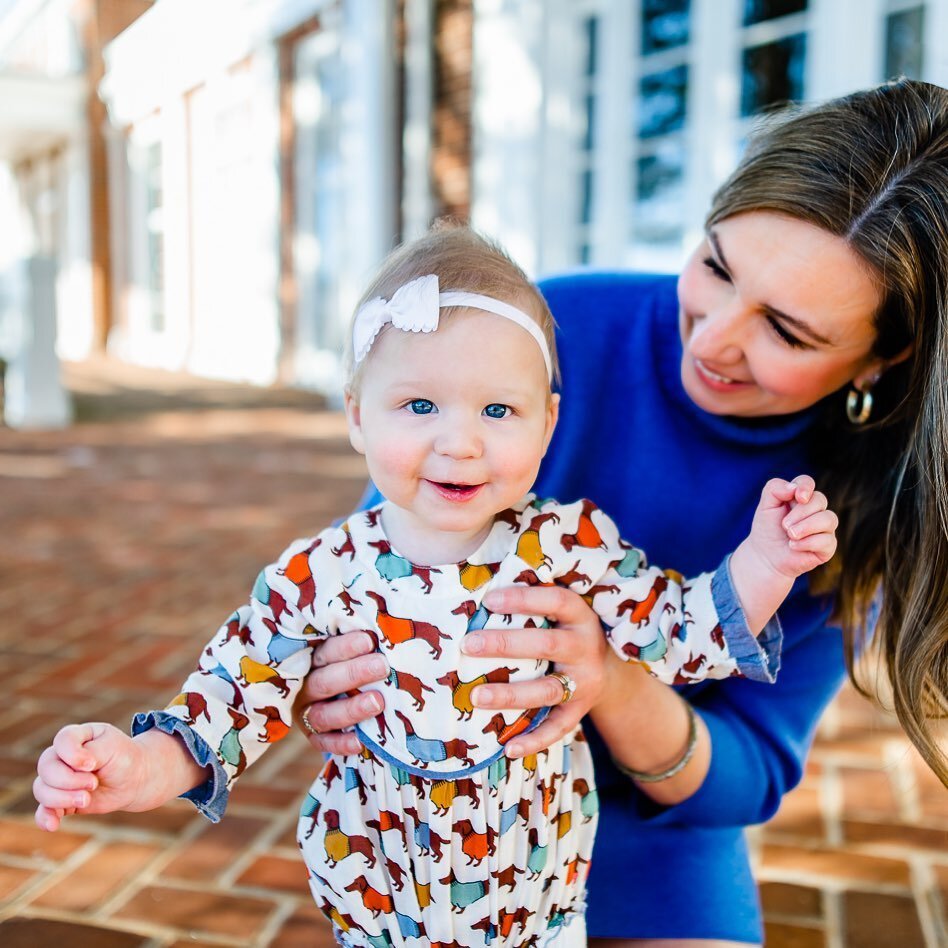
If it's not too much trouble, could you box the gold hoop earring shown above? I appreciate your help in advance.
[846,386,873,424]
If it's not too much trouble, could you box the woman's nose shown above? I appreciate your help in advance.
[689,303,746,362]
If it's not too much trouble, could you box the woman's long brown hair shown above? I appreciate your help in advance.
[708,79,948,786]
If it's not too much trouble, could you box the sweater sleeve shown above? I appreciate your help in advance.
[546,499,781,685]
[132,536,330,817]
[596,581,843,827]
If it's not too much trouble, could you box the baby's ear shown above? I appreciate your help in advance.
[344,390,366,455]
[542,393,560,455]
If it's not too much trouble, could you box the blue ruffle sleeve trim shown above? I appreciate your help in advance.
[710,556,782,684]
[131,710,229,823]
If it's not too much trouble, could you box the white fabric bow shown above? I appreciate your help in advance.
[352,275,442,364]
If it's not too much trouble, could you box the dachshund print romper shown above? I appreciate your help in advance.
[144,494,779,947]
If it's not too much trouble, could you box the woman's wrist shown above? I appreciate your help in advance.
[590,655,711,804]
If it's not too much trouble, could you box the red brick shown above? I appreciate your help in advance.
[766,785,826,840]
[30,840,162,911]
[843,818,948,851]
[228,782,303,809]
[270,901,338,947]
[842,890,926,946]
[83,801,197,834]
[763,921,827,948]
[761,843,912,888]
[236,853,311,895]
[160,815,269,881]
[0,864,38,901]
[112,884,276,938]
[839,765,901,817]
[759,881,824,919]
[0,818,90,862]
[0,918,149,948]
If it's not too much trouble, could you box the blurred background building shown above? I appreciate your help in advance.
[0,0,945,424]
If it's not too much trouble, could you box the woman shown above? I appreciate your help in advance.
[295,79,948,945]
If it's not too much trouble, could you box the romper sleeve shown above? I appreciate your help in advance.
[132,535,331,820]
[547,499,781,685]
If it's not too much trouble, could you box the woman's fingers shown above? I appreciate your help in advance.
[296,636,388,706]
[504,708,584,758]
[471,674,572,711]
[481,584,598,628]
[299,690,383,736]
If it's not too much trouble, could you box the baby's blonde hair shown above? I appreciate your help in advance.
[346,222,559,394]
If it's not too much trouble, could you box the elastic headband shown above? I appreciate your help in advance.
[352,274,553,380]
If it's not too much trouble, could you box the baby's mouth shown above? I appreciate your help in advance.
[427,480,484,501]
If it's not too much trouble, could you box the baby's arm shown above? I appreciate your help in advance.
[728,475,837,634]
[34,723,210,832]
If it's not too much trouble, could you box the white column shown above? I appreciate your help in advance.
[340,0,396,298]
[924,0,948,86]
[471,0,545,275]
[808,0,885,100]
[402,0,435,240]
[4,160,71,429]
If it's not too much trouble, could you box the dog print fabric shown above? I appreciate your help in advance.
[151,494,774,946]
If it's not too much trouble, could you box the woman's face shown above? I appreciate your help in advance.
[678,211,888,418]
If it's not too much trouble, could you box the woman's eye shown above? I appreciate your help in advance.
[483,403,510,419]
[702,256,731,283]
[766,316,807,349]
[407,399,435,415]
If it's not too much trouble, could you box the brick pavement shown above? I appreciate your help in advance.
[0,360,945,947]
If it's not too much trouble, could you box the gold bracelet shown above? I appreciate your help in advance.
[611,699,698,784]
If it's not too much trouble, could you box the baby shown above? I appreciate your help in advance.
[34,227,837,948]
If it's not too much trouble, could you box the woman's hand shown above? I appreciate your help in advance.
[293,632,389,755]
[459,585,608,757]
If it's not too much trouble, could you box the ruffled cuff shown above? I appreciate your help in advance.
[132,710,229,823]
[710,556,782,683]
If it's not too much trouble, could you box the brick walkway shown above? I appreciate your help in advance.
[0,360,945,947]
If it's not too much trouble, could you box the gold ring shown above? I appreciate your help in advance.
[300,704,321,737]
[548,671,576,705]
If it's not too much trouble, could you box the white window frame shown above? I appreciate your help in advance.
[473,0,948,278]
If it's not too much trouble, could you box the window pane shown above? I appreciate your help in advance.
[145,142,165,333]
[580,168,594,225]
[583,91,595,151]
[885,7,924,81]
[638,65,689,138]
[740,34,806,116]
[634,141,685,242]
[641,0,691,56]
[743,0,807,26]
[584,15,598,76]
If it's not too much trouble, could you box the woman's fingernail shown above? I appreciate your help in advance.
[462,635,483,655]
[506,743,522,758]
[363,693,383,714]
[368,657,388,677]
[74,793,89,808]
[474,687,492,704]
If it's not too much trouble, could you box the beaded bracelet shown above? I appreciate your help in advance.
[610,699,698,783]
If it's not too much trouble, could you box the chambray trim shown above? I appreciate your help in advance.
[355,705,551,780]
[132,710,229,823]
[710,556,783,684]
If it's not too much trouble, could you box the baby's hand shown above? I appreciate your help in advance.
[34,723,146,832]
[750,475,838,579]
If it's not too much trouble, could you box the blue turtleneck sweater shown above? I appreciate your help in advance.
[532,271,844,941]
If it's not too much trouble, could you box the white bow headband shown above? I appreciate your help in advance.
[352,274,553,380]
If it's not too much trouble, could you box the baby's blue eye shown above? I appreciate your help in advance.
[483,403,510,419]
[408,399,435,415]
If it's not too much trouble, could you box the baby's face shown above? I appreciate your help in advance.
[346,309,558,559]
